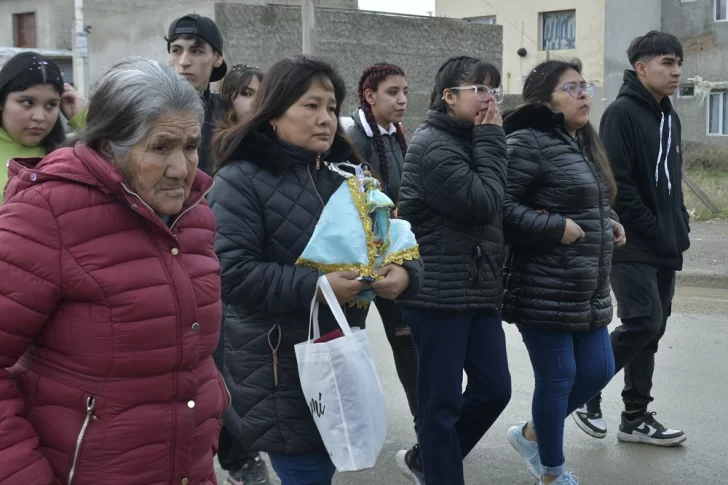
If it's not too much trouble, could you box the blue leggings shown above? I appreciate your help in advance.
[520,325,615,476]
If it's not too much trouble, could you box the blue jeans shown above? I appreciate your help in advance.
[267,452,335,485]
[520,325,615,476]
[404,308,512,485]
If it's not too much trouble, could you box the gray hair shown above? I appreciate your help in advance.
[82,57,204,163]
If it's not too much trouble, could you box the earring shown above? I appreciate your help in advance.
[273,125,277,133]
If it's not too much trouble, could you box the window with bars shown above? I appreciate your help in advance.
[14,12,36,48]
[707,92,728,135]
[541,10,576,51]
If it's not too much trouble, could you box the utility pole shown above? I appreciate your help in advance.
[72,0,89,98]
[302,0,317,55]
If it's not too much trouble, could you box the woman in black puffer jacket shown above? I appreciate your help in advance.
[396,56,511,485]
[209,56,423,485]
[502,60,625,485]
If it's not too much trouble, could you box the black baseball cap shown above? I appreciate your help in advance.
[167,14,228,83]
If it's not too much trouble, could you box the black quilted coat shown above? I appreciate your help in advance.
[501,104,614,332]
[397,110,508,311]
[208,127,423,455]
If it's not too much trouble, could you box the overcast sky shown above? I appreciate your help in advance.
[358,0,436,16]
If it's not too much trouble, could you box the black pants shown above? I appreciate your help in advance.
[363,297,419,427]
[404,308,511,485]
[590,263,676,421]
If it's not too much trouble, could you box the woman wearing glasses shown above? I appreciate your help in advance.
[396,56,510,485]
[502,60,624,485]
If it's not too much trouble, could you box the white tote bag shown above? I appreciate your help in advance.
[294,275,387,472]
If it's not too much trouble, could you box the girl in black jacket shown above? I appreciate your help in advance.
[502,60,625,485]
[396,56,510,485]
[209,56,423,485]
[345,63,419,458]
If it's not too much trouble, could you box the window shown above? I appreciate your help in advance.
[717,0,727,21]
[707,92,728,135]
[678,85,695,98]
[13,12,36,48]
[469,16,497,25]
[541,10,576,50]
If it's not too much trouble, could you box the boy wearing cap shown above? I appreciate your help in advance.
[167,13,227,176]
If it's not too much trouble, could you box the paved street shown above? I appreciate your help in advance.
[216,285,728,484]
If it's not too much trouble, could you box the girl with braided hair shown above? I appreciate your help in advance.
[346,61,420,470]
[347,63,408,203]
[396,56,509,485]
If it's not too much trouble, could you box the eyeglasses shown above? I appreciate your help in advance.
[448,85,505,104]
[554,82,596,99]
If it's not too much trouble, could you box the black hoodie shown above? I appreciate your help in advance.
[600,70,690,271]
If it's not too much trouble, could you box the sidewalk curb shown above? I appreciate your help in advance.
[677,270,728,289]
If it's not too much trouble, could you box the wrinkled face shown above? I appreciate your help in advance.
[122,111,201,216]
[444,74,497,123]
[1,84,61,147]
[637,54,682,99]
[232,75,260,124]
[549,69,591,134]
[168,37,222,92]
[366,75,408,125]
[272,78,337,154]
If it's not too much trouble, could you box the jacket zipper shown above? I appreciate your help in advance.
[579,143,608,311]
[218,370,232,411]
[120,182,215,231]
[67,396,96,485]
[307,164,325,207]
[471,245,482,286]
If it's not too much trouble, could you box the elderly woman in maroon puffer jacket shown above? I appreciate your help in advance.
[0,58,229,484]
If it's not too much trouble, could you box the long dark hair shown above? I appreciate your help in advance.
[522,59,617,203]
[0,52,66,153]
[356,63,407,194]
[218,64,264,129]
[430,56,501,113]
[214,55,351,170]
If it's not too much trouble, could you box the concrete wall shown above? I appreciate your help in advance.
[602,0,662,106]
[663,0,728,146]
[217,4,503,135]
[435,0,605,97]
[84,0,356,82]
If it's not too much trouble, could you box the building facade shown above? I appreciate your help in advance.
[663,0,728,146]
[0,0,75,83]
[435,0,606,96]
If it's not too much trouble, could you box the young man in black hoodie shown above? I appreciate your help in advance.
[573,31,690,447]
[167,14,227,177]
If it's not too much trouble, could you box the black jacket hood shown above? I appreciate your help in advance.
[227,124,355,176]
[618,70,675,119]
[503,104,567,136]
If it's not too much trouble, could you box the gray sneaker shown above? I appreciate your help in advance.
[506,422,540,479]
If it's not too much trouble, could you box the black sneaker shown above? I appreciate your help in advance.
[572,396,607,439]
[395,444,425,485]
[224,453,272,485]
[617,412,687,447]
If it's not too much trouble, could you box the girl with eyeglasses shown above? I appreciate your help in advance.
[502,59,623,485]
[395,56,511,485]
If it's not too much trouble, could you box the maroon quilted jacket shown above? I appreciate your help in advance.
[0,144,229,484]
